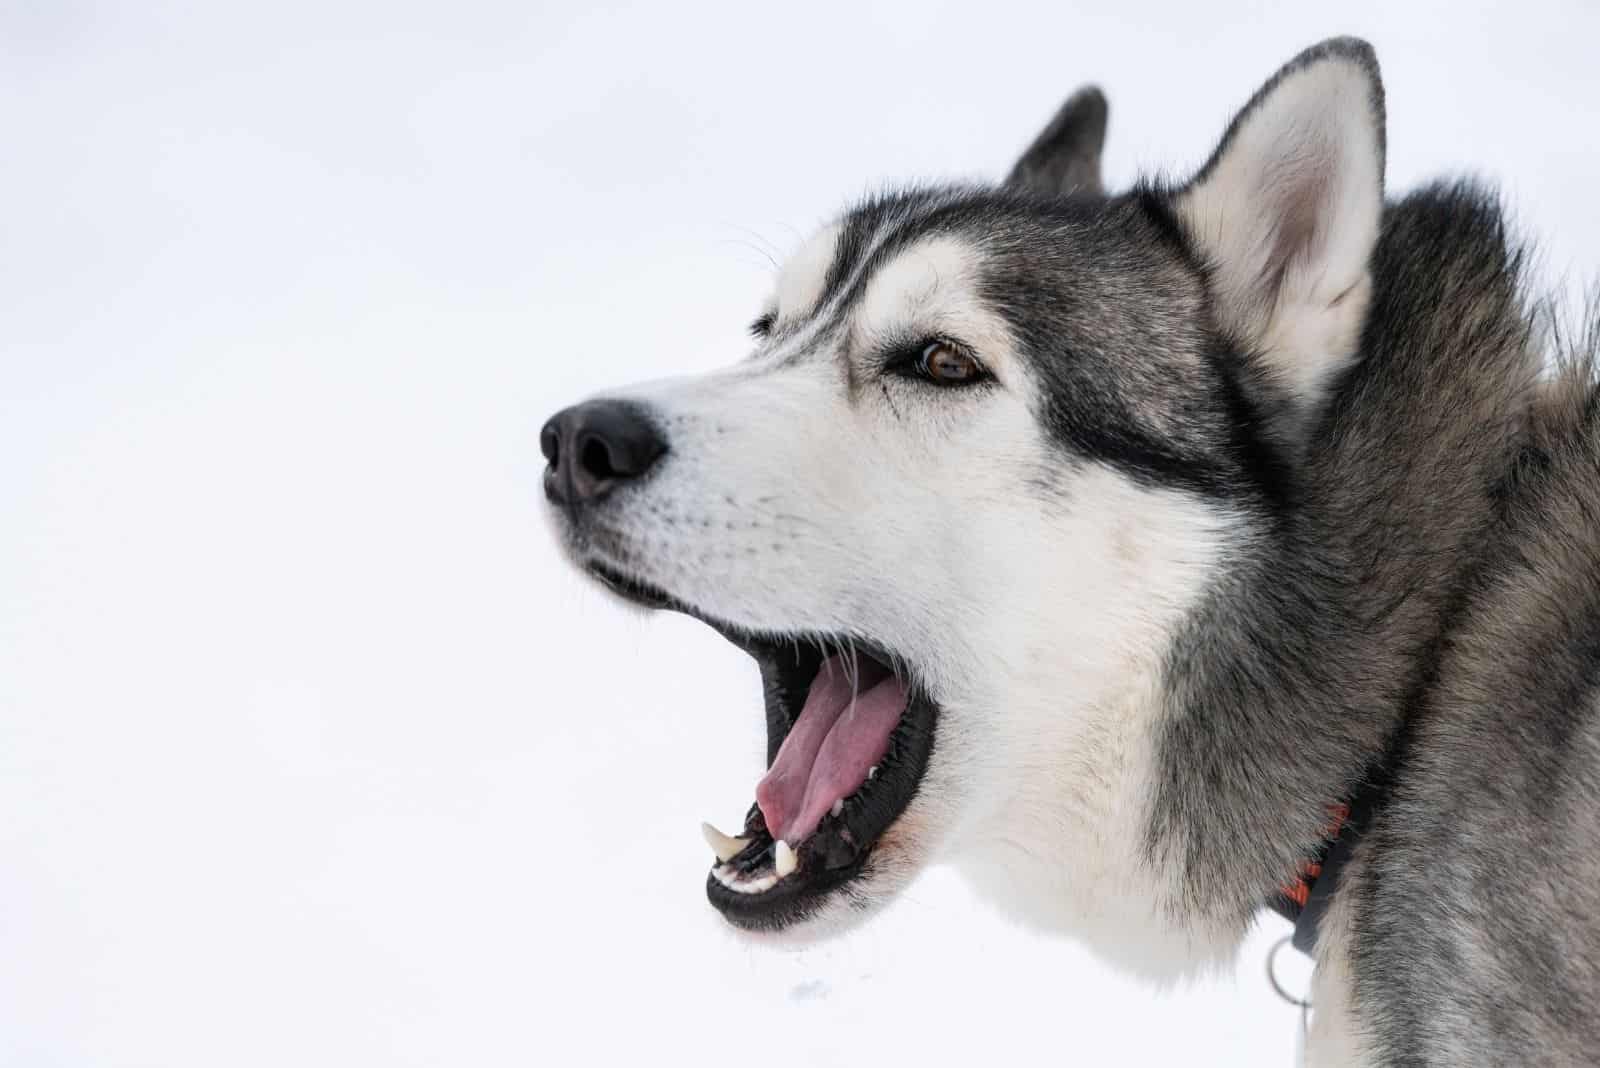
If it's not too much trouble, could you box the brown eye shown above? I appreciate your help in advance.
[917,341,985,385]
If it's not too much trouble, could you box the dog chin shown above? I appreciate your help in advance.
[716,834,929,947]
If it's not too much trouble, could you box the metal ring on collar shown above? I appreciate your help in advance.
[1267,935,1314,1009]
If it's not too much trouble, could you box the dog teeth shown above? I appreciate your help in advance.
[701,821,750,863]
[712,865,778,894]
[867,765,878,780]
[830,799,844,817]
[735,874,777,894]
[774,839,798,877]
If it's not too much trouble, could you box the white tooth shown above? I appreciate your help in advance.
[735,874,778,894]
[701,821,749,863]
[774,840,799,877]
[867,765,878,779]
[830,799,844,817]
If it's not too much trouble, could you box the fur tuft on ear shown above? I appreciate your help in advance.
[1006,85,1108,197]
[1175,38,1385,428]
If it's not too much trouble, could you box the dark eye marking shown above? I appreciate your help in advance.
[749,311,777,339]
[884,338,991,388]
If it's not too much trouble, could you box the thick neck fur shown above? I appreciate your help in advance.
[1145,183,1539,959]
[947,469,1253,982]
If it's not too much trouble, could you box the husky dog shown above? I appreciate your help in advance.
[542,38,1600,1065]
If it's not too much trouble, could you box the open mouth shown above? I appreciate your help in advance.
[587,561,938,931]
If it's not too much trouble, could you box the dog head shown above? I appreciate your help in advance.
[541,40,1384,945]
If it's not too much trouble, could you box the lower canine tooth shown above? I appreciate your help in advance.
[830,799,844,817]
[867,765,878,779]
[701,821,750,863]
[774,839,799,877]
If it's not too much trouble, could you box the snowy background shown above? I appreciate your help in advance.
[4,2,1598,1065]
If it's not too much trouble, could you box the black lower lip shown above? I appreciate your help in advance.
[706,849,872,931]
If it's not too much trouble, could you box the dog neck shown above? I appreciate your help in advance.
[955,187,1540,983]
[1138,185,1539,972]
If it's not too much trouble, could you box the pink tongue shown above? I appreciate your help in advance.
[754,655,908,845]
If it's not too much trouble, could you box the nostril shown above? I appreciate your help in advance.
[578,434,618,481]
[545,400,665,504]
[540,419,561,467]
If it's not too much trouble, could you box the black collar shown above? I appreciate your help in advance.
[1268,774,1387,956]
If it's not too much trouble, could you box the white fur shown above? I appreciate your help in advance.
[1177,54,1382,424]
[1304,873,1375,1067]
[856,236,1021,380]
[554,44,1397,1049]
[773,222,841,326]
[592,231,1255,971]
[942,468,1249,981]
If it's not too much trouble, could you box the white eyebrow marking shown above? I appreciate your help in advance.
[853,235,1016,375]
[857,236,976,339]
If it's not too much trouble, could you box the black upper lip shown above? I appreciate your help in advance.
[581,557,940,930]
[587,560,676,611]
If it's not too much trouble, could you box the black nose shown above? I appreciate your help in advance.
[540,400,667,506]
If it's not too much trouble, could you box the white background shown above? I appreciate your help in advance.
[4,2,1597,1065]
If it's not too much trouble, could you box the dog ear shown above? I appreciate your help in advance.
[1005,86,1108,196]
[1174,38,1385,423]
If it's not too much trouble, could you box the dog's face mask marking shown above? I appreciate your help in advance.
[542,43,1385,951]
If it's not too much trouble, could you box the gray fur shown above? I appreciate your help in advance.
[1004,85,1108,197]
[1152,181,1542,931]
[542,36,1600,1062]
[1348,328,1600,1065]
